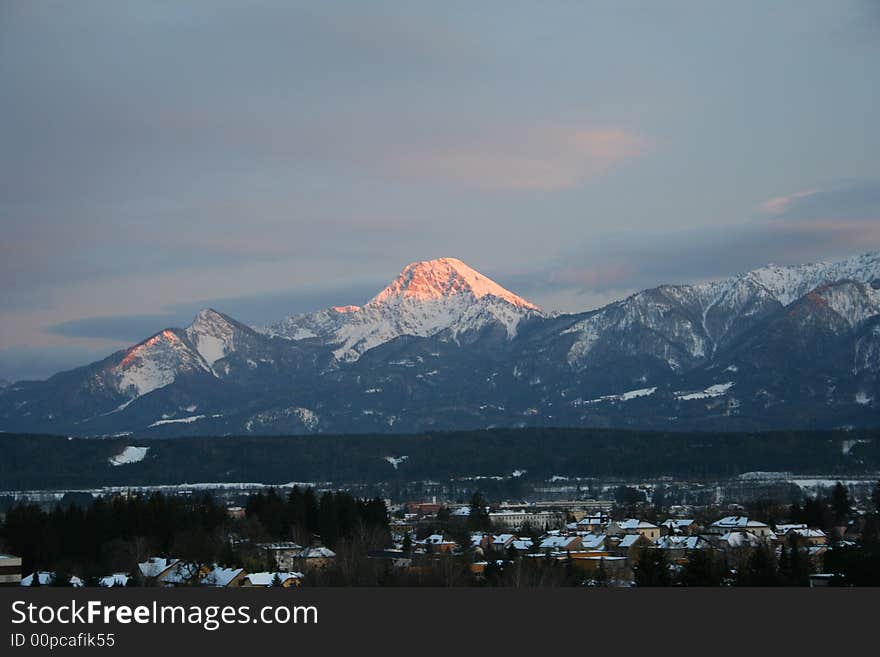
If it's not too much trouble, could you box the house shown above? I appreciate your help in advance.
[420,535,457,554]
[257,542,304,571]
[717,530,764,549]
[489,510,563,530]
[242,572,304,588]
[783,528,827,546]
[293,546,338,570]
[490,534,517,552]
[0,554,22,586]
[20,572,83,587]
[608,519,661,541]
[406,502,442,517]
[511,538,534,552]
[709,517,774,539]
[138,557,179,582]
[160,561,210,586]
[367,550,413,569]
[579,534,607,551]
[99,573,130,587]
[470,533,490,552]
[656,535,712,563]
[656,535,710,551]
[774,523,808,536]
[570,555,632,582]
[202,566,248,587]
[539,535,583,552]
[576,513,610,533]
[614,533,652,558]
[660,519,698,535]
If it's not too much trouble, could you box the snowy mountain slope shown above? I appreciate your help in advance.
[185,309,242,367]
[264,257,542,361]
[112,329,212,398]
[562,252,880,372]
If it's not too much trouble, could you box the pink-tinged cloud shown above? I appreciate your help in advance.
[388,124,650,191]
[760,188,820,214]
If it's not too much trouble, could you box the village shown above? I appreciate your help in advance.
[2,479,878,588]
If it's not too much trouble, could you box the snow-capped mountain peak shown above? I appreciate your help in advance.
[264,258,541,361]
[185,308,240,366]
[367,257,540,310]
[110,328,211,399]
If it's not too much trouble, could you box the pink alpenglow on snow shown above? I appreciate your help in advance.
[368,258,540,310]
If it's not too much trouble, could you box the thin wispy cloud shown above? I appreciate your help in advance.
[761,188,820,214]
[387,124,650,191]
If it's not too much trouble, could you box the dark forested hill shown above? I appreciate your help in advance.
[1,428,878,490]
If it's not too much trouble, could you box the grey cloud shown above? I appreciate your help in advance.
[518,180,880,305]
[46,280,384,342]
[0,344,115,383]
[764,180,880,221]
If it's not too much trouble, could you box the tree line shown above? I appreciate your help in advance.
[0,487,389,584]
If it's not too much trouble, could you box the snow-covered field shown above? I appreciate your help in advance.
[675,382,734,401]
[108,446,150,466]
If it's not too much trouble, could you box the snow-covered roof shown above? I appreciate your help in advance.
[492,534,516,545]
[539,536,578,549]
[712,516,769,529]
[785,528,826,539]
[202,566,245,587]
[161,561,202,584]
[298,547,337,558]
[618,534,644,548]
[661,519,695,529]
[20,572,83,587]
[618,519,658,530]
[719,531,763,548]
[138,557,179,579]
[257,541,303,551]
[245,572,304,587]
[99,573,130,587]
[580,534,606,549]
[656,536,707,550]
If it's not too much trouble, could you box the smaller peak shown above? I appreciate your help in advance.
[331,305,361,314]
[194,307,225,321]
[189,308,236,331]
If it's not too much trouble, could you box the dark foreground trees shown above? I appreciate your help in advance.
[1,487,389,580]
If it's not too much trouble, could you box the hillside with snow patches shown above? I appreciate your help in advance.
[1,252,880,436]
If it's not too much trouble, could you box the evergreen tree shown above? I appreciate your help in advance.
[681,549,723,586]
[466,492,491,532]
[736,546,779,586]
[270,573,283,587]
[633,547,671,586]
[831,482,851,522]
[595,558,608,587]
[29,570,40,587]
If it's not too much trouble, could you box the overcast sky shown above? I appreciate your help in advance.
[2,0,879,380]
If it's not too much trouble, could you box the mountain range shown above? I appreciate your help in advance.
[2,253,880,437]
